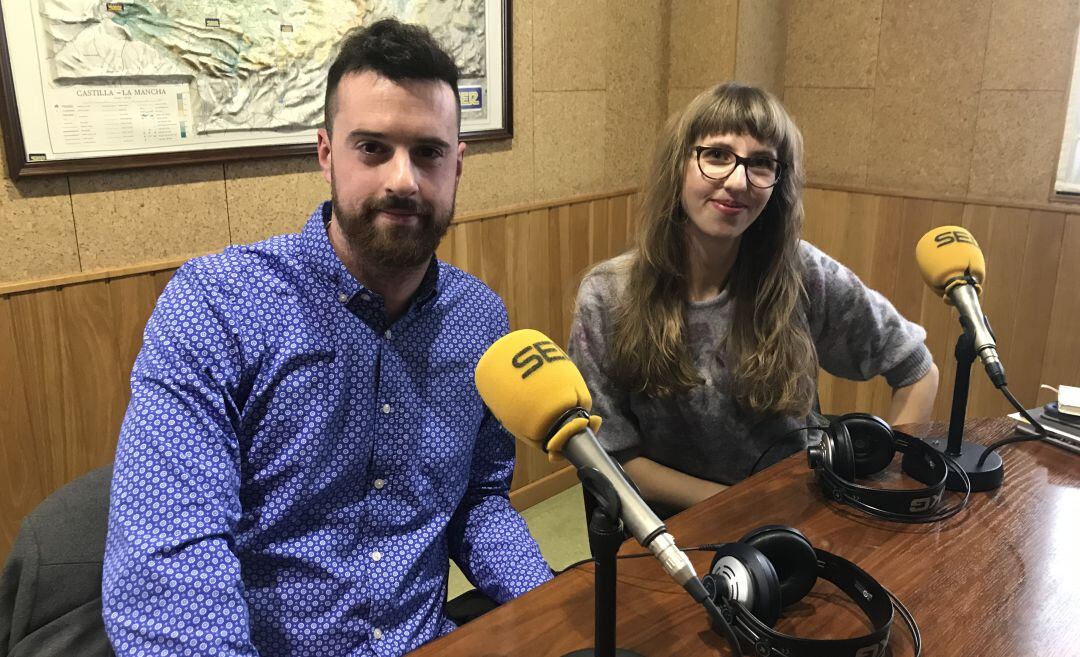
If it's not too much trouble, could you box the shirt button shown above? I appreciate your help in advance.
[373,478,385,490]
[373,628,384,640]
[338,292,348,303]
[371,550,382,562]
[384,329,392,340]
[361,293,372,302]
[381,403,391,414]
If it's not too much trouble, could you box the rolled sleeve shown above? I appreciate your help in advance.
[801,242,934,388]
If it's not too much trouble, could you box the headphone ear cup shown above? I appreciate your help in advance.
[828,420,857,482]
[739,525,818,608]
[707,542,783,627]
[840,413,896,477]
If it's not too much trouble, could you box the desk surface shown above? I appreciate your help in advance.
[410,419,1080,656]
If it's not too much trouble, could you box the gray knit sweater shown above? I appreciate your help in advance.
[566,241,933,485]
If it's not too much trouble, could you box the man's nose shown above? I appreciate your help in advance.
[385,149,419,196]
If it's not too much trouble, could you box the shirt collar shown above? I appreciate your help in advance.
[301,201,442,309]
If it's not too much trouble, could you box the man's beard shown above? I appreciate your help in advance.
[331,181,453,272]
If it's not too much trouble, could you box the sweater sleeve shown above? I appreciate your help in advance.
[566,266,644,460]
[800,242,933,388]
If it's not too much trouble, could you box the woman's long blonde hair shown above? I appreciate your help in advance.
[607,82,816,418]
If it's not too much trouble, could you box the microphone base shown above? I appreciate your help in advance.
[563,650,645,657]
[942,330,1003,491]
[925,436,1004,492]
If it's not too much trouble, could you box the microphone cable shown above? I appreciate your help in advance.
[976,383,1050,467]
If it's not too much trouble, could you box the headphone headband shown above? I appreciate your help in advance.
[719,549,897,657]
[808,414,968,522]
[815,433,946,513]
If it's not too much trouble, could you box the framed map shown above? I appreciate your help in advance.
[0,0,511,178]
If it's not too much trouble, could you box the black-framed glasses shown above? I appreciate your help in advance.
[692,146,785,189]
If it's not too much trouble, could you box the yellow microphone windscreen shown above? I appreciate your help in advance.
[474,329,594,453]
[915,225,986,296]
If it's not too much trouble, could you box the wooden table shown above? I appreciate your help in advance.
[409,419,1080,656]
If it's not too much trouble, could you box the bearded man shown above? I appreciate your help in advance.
[102,19,552,657]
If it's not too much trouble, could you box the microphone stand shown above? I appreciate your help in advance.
[925,330,1004,491]
[565,469,645,657]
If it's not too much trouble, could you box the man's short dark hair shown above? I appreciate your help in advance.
[324,18,460,135]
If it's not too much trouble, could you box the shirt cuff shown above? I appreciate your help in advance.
[883,344,933,389]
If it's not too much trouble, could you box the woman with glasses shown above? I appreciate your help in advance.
[567,82,939,517]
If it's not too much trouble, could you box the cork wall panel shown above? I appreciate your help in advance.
[667,86,706,120]
[877,0,991,92]
[782,0,1080,205]
[734,0,788,96]
[224,156,328,245]
[668,0,737,90]
[784,0,882,89]
[533,91,606,199]
[603,0,665,189]
[866,86,980,196]
[784,87,873,186]
[532,0,606,92]
[982,0,1079,92]
[666,0,736,119]
[0,175,81,284]
[69,165,231,270]
[968,91,1066,202]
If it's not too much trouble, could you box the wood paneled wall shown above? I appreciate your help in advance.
[3,185,1078,561]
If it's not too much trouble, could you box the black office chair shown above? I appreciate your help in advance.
[444,588,499,625]
[0,465,114,657]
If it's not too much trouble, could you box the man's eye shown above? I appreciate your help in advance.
[358,142,387,155]
[416,146,444,160]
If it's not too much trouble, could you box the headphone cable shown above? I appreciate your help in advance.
[888,586,923,657]
[748,424,827,477]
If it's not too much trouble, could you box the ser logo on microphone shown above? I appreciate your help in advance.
[934,230,977,247]
[511,340,568,379]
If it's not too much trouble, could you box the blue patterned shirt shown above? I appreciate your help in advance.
[103,202,552,657]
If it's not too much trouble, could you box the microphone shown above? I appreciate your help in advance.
[915,225,1006,388]
[474,329,701,592]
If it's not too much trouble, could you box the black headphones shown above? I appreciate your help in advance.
[806,413,970,523]
[702,525,920,657]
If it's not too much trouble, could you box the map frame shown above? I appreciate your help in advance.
[0,0,512,179]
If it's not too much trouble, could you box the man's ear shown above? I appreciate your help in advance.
[456,141,466,182]
[317,128,333,184]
